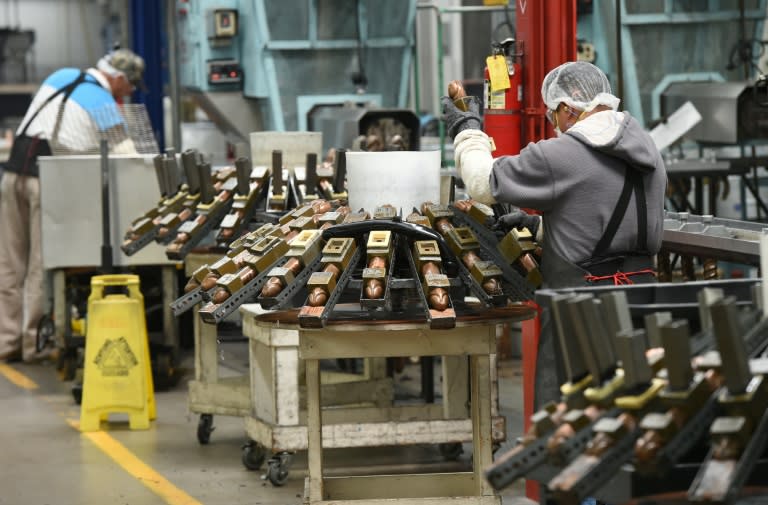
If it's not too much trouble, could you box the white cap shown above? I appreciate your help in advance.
[541,61,620,113]
[97,47,146,90]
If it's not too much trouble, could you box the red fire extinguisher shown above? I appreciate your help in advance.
[483,38,522,156]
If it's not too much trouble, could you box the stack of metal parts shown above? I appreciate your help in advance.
[485,284,768,504]
[120,147,349,260]
[170,199,542,326]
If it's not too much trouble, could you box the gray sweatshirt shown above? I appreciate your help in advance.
[488,110,667,265]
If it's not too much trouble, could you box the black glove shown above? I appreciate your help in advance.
[440,95,482,138]
[493,209,540,238]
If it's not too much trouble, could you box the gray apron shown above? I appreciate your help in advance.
[540,163,656,289]
[534,163,655,409]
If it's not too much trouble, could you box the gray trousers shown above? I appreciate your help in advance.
[0,171,43,359]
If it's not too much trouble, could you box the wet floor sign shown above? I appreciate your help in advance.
[79,275,156,431]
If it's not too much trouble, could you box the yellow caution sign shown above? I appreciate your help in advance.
[80,275,156,431]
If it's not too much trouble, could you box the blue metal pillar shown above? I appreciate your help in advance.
[129,0,166,151]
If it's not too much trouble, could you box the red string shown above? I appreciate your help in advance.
[583,268,657,285]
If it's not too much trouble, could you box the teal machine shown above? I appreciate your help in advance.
[176,0,419,152]
[579,1,768,221]
[578,0,767,128]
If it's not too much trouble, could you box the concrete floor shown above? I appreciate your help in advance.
[0,341,528,505]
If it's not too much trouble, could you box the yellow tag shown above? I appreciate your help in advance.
[489,136,497,152]
[486,55,510,92]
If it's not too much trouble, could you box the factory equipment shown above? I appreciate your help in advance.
[172,198,541,327]
[661,211,768,267]
[486,211,768,503]
[0,27,34,83]
[165,136,350,451]
[661,80,768,145]
[0,27,36,143]
[176,1,418,144]
[38,155,181,391]
[166,145,543,489]
[122,144,351,264]
[487,280,768,504]
[174,199,539,491]
[308,105,420,155]
[576,2,767,127]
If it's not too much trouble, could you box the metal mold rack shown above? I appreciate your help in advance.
[242,303,532,500]
[199,256,294,324]
[521,279,768,505]
[662,211,767,265]
[292,219,526,330]
[449,205,536,302]
[165,198,235,260]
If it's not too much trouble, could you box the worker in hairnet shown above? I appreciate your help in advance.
[442,61,667,289]
[0,47,145,363]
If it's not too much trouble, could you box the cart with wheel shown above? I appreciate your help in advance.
[181,252,252,445]
[240,304,508,487]
[38,155,181,395]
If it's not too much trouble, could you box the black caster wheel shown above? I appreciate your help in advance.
[197,414,214,444]
[36,314,55,353]
[241,441,266,471]
[439,442,464,461]
[57,349,78,382]
[264,453,292,486]
[152,351,177,391]
[71,382,83,405]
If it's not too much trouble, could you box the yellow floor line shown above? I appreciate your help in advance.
[67,419,204,505]
[0,363,38,390]
[2,364,201,505]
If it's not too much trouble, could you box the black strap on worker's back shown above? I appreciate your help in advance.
[17,71,96,137]
[8,72,105,176]
[592,166,648,258]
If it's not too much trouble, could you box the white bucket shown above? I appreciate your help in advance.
[345,150,442,215]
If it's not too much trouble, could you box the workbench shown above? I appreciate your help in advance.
[187,253,396,460]
[241,305,397,484]
[250,303,533,505]
[184,252,252,444]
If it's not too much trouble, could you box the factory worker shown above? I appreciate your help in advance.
[442,61,667,289]
[0,47,145,363]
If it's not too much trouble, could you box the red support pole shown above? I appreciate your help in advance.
[516,0,577,147]
[520,302,542,501]
[515,0,576,501]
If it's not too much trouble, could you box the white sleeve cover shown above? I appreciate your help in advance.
[453,129,496,205]
[534,216,544,243]
[111,137,138,155]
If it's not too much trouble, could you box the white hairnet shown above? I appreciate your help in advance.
[541,61,620,113]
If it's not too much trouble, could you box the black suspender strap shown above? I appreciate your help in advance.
[17,71,92,137]
[592,166,647,258]
[633,170,648,253]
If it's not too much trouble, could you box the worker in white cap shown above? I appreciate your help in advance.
[442,61,667,289]
[0,47,146,363]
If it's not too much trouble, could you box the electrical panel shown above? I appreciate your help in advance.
[207,9,238,41]
[207,59,242,85]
